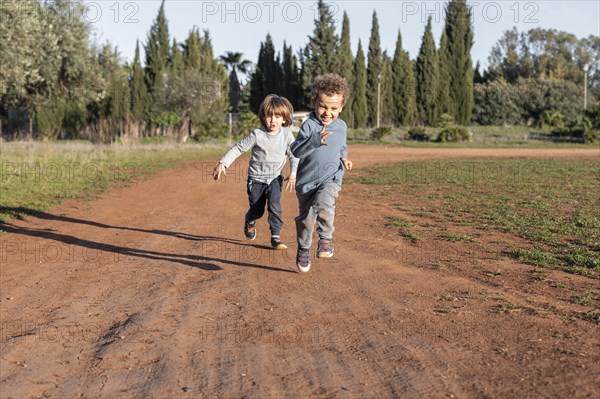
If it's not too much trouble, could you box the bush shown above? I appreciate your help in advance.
[437,126,472,143]
[583,130,599,143]
[407,127,430,141]
[371,126,393,141]
[436,113,455,128]
[551,117,594,142]
[585,103,600,129]
[540,110,565,128]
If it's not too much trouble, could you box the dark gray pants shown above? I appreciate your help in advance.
[246,176,284,236]
[295,182,341,249]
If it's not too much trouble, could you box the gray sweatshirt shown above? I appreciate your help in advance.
[219,126,299,184]
[290,112,347,194]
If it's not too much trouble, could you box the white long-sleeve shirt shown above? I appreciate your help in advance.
[219,126,299,184]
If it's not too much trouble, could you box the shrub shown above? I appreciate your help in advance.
[540,110,565,128]
[583,130,599,143]
[407,127,430,141]
[585,103,600,129]
[371,126,393,141]
[436,113,455,128]
[437,126,472,143]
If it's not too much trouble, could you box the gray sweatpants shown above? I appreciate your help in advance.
[295,182,341,249]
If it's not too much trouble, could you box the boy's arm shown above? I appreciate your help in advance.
[340,143,348,159]
[290,122,321,159]
[219,132,257,168]
[286,130,299,176]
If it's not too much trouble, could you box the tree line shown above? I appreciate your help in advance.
[1,0,598,141]
[249,0,474,128]
[0,0,228,141]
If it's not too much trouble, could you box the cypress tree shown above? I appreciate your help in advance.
[130,40,149,126]
[169,38,184,73]
[338,11,354,121]
[392,30,417,125]
[144,0,170,93]
[282,42,300,109]
[183,28,201,70]
[442,0,474,124]
[437,31,451,117]
[249,34,280,112]
[404,60,418,125]
[367,11,382,127]
[302,0,339,101]
[416,17,439,125]
[380,53,394,125]
[352,40,368,128]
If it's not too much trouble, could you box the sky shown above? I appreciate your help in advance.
[83,0,600,76]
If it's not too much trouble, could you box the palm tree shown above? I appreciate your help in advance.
[220,52,252,112]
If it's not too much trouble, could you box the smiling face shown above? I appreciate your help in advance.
[264,114,284,133]
[314,93,344,125]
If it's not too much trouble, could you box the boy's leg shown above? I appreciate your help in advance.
[314,182,341,240]
[245,179,268,225]
[295,188,318,249]
[265,175,284,236]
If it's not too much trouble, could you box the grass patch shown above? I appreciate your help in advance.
[439,233,476,242]
[385,216,420,242]
[0,140,225,223]
[355,158,600,278]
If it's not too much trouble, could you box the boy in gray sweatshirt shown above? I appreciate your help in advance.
[290,74,353,272]
[213,95,298,250]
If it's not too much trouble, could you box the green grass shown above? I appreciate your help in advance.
[0,140,226,223]
[384,216,420,242]
[352,158,600,278]
[347,125,599,148]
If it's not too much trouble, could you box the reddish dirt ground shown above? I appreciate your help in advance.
[1,146,599,398]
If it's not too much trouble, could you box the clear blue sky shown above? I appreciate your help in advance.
[84,0,600,75]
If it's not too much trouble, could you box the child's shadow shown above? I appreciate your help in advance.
[0,207,293,273]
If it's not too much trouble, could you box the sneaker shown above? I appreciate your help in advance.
[244,221,256,240]
[271,237,288,250]
[317,239,334,258]
[296,248,311,273]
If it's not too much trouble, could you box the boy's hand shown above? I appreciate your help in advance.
[341,158,353,171]
[212,163,226,180]
[284,174,296,192]
[320,124,332,146]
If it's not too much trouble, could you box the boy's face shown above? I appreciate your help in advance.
[315,93,344,125]
[264,114,284,133]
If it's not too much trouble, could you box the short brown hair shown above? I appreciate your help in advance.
[258,95,294,127]
[311,73,349,107]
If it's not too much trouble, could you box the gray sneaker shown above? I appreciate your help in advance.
[317,239,334,258]
[296,248,311,273]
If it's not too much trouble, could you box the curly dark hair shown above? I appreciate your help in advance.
[311,73,349,107]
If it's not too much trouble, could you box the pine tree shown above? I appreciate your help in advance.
[392,30,417,125]
[144,0,170,93]
[416,17,439,125]
[338,11,354,121]
[441,0,474,124]
[130,40,149,127]
[367,11,382,127]
[352,40,368,128]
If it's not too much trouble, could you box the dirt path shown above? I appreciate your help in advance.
[1,146,599,398]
